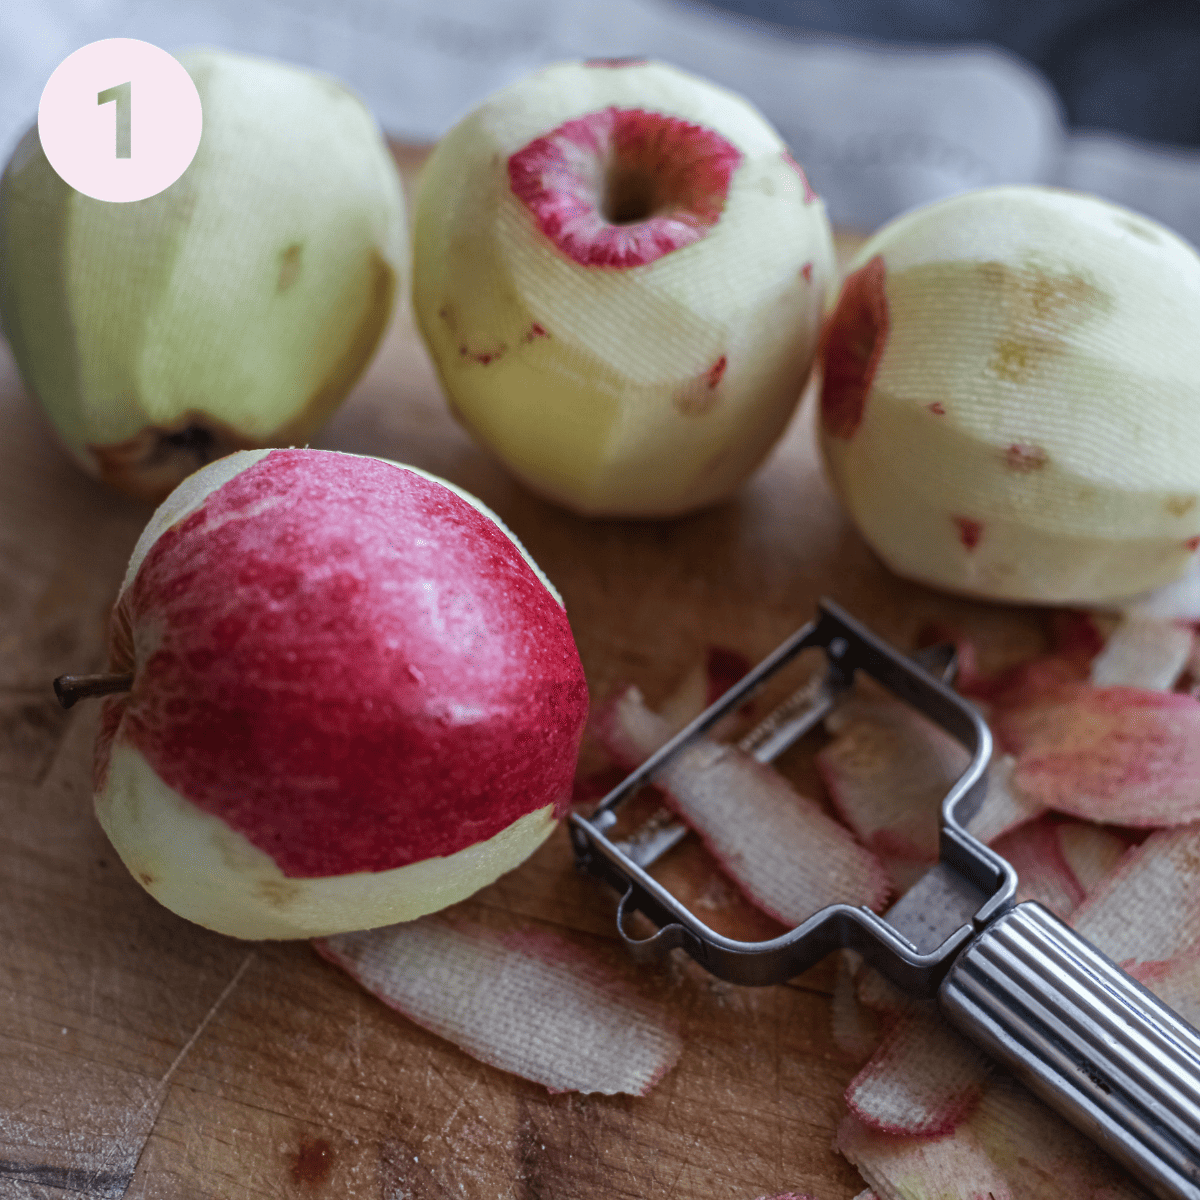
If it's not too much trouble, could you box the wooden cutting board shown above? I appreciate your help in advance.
[0,145,1054,1200]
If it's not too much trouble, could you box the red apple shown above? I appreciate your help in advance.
[93,448,589,938]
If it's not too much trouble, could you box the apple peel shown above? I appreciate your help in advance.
[816,694,1040,877]
[838,1073,1151,1199]
[316,915,681,1095]
[990,817,1085,919]
[996,685,1200,826]
[596,685,889,925]
[845,1004,991,1138]
[817,691,969,863]
[1126,950,1200,1028]
[1089,615,1194,690]
[1070,821,1200,963]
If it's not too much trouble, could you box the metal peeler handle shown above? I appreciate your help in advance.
[941,902,1200,1200]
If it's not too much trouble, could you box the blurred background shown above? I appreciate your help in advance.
[5,0,1200,239]
[703,0,1200,147]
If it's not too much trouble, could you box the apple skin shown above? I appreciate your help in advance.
[0,51,405,503]
[411,59,835,518]
[94,448,589,939]
[819,186,1200,605]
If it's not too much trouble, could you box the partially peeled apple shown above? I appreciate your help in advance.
[818,185,1200,604]
[86,448,589,939]
[412,59,835,517]
[0,50,405,502]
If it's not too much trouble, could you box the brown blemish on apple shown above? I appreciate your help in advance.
[820,256,888,440]
[1005,443,1049,472]
[977,260,1111,383]
[291,1137,335,1186]
[277,242,303,293]
[782,151,817,203]
[953,516,983,550]
[256,877,303,909]
[88,252,396,504]
[801,262,813,283]
[139,871,156,887]
[1166,495,1196,517]
[927,402,946,415]
[89,416,263,505]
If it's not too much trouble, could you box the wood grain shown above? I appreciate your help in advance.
[0,145,1057,1200]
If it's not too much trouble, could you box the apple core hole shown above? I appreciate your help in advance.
[602,165,659,225]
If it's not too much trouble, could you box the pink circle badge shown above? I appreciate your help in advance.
[38,38,203,203]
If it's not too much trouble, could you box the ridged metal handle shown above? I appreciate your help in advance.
[940,902,1200,1200]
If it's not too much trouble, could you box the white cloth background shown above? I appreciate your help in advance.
[5,0,1200,240]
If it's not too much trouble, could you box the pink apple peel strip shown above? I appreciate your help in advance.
[595,684,889,925]
[991,816,1085,920]
[315,915,681,1096]
[837,1073,1152,1200]
[817,692,970,863]
[1088,615,1194,690]
[845,1005,991,1138]
[996,684,1200,826]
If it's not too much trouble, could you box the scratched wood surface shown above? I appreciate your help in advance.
[0,146,1057,1200]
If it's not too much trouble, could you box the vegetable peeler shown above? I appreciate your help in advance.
[569,599,1200,1200]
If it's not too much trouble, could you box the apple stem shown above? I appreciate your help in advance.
[53,673,134,710]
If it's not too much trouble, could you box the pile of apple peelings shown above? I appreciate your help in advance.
[326,600,1200,1191]
[578,607,1199,1196]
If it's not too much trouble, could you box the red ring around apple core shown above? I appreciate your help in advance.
[507,107,742,268]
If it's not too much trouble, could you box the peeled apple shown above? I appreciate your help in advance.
[818,185,1200,604]
[411,58,835,518]
[0,50,405,502]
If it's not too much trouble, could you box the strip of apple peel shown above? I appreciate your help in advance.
[996,684,1200,826]
[1070,820,1200,963]
[595,685,890,925]
[838,1073,1152,1200]
[815,693,1042,878]
[1088,614,1194,690]
[845,816,1113,1141]
[315,914,681,1096]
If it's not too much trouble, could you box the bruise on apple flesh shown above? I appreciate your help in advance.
[89,417,261,504]
[100,449,589,878]
[86,252,396,504]
[507,107,742,269]
[820,255,888,440]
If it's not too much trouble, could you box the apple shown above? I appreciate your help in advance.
[411,58,835,518]
[0,50,405,503]
[89,448,589,939]
[819,185,1200,604]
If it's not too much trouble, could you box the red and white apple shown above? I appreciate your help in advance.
[91,448,589,939]
[0,51,405,503]
[411,58,835,517]
[819,185,1200,604]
